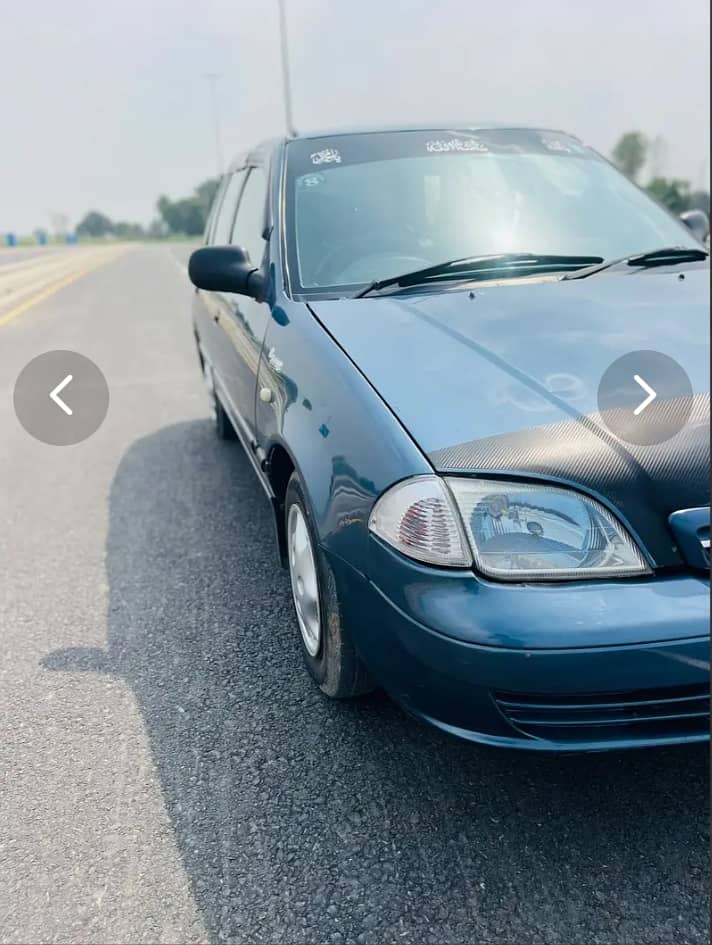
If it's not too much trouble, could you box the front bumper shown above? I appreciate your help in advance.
[328,538,710,751]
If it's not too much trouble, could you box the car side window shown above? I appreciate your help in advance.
[203,176,228,244]
[231,167,268,266]
[210,170,245,245]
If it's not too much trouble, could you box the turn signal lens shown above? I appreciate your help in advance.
[368,476,471,567]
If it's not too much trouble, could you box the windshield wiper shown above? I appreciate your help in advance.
[563,246,709,280]
[355,253,605,298]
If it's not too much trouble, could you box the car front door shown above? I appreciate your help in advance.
[213,164,271,444]
[196,167,246,391]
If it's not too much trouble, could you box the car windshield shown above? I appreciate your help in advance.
[285,128,701,296]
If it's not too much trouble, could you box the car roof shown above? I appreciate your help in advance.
[290,122,580,141]
[226,123,584,172]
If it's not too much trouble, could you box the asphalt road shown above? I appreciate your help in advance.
[0,244,708,945]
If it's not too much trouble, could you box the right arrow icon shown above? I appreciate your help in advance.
[598,351,693,446]
[633,374,657,415]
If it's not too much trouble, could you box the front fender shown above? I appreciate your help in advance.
[256,297,431,573]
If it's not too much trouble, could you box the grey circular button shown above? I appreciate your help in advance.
[597,350,693,446]
[14,351,109,446]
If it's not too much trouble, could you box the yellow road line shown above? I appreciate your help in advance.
[0,258,93,308]
[0,251,81,279]
[0,250,127,327]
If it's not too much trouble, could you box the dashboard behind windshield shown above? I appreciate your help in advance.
[284,128,699,297]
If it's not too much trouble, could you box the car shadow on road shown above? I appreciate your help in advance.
[43,420,709,945]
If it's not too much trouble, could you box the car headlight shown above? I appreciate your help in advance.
[369,476,650,580]
[446,477,650,580]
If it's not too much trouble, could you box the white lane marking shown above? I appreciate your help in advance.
[633,374,657,415]
[49,374,73,415]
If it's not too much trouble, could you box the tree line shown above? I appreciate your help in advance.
[75,131,709,240]
[610,131,709,214]
[76,177,220,239]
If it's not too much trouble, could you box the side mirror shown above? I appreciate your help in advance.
[679,209,710,244]
[188,245,265,300]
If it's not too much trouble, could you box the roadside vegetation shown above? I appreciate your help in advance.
[74,177,220,241]
[611,131,710,214]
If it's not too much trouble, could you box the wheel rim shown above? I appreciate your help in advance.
[287,503,321,656]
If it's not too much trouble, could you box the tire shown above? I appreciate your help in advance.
[202,354,236,441]
[285,472,373,698]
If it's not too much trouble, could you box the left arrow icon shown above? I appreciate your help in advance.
[49,374,73,416]
[14,352,109,445]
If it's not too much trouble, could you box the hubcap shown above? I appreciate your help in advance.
[287,503,321,656]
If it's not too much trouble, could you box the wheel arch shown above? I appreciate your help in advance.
[265,441,295,566]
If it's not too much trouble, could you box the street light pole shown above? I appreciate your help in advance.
[204,72,224,177]
[277,0,296,137]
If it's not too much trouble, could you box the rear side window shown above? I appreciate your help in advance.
[210,170,245,245]
[231,167,268,265]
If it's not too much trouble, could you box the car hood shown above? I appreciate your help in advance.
[309,268,710,567]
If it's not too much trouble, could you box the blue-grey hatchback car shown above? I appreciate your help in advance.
[188,125,710,751]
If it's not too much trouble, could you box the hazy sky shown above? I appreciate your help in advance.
[1,0,709,233]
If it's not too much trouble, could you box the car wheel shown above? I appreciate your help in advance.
[285,473,373,698]
[202,356,236,440]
